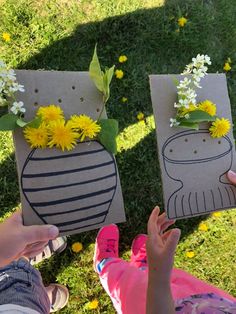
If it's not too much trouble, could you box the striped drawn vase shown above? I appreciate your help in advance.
[21,141,117,233]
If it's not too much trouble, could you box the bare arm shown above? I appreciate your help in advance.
[146,207,181,314]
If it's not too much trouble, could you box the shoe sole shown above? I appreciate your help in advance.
[49,284,69,313]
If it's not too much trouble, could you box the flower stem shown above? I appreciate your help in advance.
[97,96,106,121]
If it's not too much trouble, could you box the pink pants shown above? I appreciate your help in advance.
[99,258,236,314]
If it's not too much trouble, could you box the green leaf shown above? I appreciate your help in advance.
[103,65,115,102]
[98,119,118,154]
[16,118,28,127]
[187,110,216,123]
[0,113,18,131]
[177,120,199,130]
[16,116,42,128]
[89,45,104,93]
[27,116,42,128]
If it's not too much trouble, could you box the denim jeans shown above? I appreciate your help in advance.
[0,258,50,313]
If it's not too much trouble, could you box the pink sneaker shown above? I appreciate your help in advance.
[131,234,148,268]
[93,224,119,272]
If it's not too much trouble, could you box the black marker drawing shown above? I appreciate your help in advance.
[21,141,117,233]
[162,129,236,219]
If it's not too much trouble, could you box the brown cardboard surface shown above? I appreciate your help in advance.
[14,70,125,236]
[149,74,236,219]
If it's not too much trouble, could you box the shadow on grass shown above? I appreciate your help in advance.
[0,152,20,218]
[17,1,233,131]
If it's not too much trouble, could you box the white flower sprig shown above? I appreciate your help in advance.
[10,101,26,115]
[169,54,231,139]
[173,54,211,113]
[0,60,25,113]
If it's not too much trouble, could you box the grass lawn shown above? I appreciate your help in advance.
[1,0,236,312]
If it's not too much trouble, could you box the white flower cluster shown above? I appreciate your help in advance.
[0,60,26,115]
[170,118,180,127]
[10,101,26,115]
[170,54,211,127]
[182,54,211,87]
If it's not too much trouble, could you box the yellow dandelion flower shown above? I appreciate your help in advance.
[209,118,231,138]
[186,251,195,258]
[198,100,217,116]
[68,114,101,141]
[23,123,48,148]
[212,211,222,218]
[198,222,208,231]
[137,112,145,121]
[115,69,124,79]
[121,97,128,103]
[37,105,64,123]
[119,55,128,63]
[88,299,99,310]
[71,242,83,253]
[48,120,79,151]
[2,32,11,42]
[223,62,231,72]
[179,103,197,116]
[178,17,187,27]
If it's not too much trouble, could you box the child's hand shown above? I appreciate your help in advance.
[227,170,236,184]
[146,206,181,281]
[0,210,59,267]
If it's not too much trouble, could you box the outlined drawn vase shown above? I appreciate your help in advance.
[21,141,117,234]
[162,129,236,219]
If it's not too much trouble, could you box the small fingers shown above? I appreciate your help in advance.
[24,241,48,252]
[161,229,172,242]
[156,211,175,234]
[160,219,176,233]
[147,206,160,236]
[227,170,236,185]
[165,228,181,257]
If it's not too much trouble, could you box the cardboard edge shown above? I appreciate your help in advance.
[148,75,169,216]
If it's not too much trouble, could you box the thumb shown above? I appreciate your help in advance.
[22,224,59,244]
[165,228,181,257]
[7,210,23,225]
[227,170,236,185]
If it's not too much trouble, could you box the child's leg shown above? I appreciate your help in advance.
[94,226,148,314]
[0,257,69,313]
[98,261,236,314]
[0,257,50,313]
[171,268,236,302]
[98,258,147,314]
[130,234,236,302]
[95,227,236,314]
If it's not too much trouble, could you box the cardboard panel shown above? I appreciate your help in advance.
[14,70,126,236]
[149,74,236,219]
